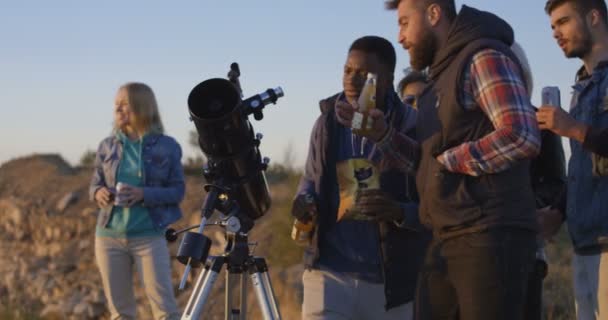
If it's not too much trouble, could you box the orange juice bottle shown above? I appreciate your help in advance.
[290,194,317,246]
[291,216,317,246]
[352,73,377,136]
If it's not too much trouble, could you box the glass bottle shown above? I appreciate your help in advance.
[352,73,377,136]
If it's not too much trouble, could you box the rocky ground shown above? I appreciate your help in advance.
[0,154,577,319]
[0,154,304,320]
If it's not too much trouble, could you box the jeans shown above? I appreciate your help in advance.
[523,259,547,320]
[95,236,180,320]
[573,252,608,320]
[302,267,413,320]
[415,228,536,320]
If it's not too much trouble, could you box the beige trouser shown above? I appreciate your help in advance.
[95,236,180,320]
[302,267,414,320]
[573,252,608,320]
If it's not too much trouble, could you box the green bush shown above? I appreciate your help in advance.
[79,150,96,167]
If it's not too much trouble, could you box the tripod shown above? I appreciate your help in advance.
[181,223,281,320]
[179,62,285,319]
[169,184,282,320]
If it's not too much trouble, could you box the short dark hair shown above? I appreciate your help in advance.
[397,69,429,95]
[385,0,457,23]
[545,0,608,26]
[349,36,397,73]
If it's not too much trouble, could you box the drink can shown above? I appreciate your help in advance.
[541,86,561,108]
[115,182,126,206]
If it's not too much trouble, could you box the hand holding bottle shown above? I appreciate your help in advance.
[291,193,317,222]
[291,194,318,246]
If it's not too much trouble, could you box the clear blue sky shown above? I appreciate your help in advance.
[0,1,580,167]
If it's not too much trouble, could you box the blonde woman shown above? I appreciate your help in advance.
[90,82,183,320]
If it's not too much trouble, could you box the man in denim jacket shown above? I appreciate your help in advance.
[539,1,608,318]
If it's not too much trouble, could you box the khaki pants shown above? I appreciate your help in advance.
[573,252,608,320]
[95,236,180,320]
[302,267,413,320]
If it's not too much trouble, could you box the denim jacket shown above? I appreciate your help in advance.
[89,133,185,230]
[566,62,608,253]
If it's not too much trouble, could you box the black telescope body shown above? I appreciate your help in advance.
[188,78,282,219]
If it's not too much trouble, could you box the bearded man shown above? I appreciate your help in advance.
[380,1,542,319]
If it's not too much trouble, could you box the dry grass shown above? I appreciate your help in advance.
[0,301,40,320]
[543,228,576,320]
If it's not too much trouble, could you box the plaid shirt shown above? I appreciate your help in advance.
[376,48,541,176]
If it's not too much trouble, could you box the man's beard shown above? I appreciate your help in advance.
[566,25,593,59]
[409,27,438,71]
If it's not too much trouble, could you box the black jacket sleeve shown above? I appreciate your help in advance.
[530,129,567,209]
[583,126,608,157]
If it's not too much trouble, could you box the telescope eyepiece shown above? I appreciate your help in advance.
[242,87,284,120]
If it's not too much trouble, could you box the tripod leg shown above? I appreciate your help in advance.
[182,257,224,320]
[249,258,282,320]
[240,272,248,319]
[224,270,248,320]
[260,269,280,318]
[225,269,233,320]
[226,270,246,320]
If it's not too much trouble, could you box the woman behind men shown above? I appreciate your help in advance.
[89,82,184,320]
[397,68,428,109]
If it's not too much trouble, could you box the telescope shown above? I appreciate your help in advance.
[187,76,283,220]
[169,63,284,320]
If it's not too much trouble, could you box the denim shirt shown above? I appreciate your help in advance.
[89,133,185,230]
[567,62,608,252]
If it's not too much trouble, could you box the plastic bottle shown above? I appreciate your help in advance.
[352,73,377,135]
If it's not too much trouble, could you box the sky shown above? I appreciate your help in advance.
[0,1,582,168]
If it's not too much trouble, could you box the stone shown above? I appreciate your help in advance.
[85,289,105,304]
[56,192,79,213]
[0,198,24,227]
[73,301,93,318]
[82,207,97,217]
[40,304,65,319]
[78,239,91,251]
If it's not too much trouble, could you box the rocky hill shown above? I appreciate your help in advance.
[0,154,578,319]
[0,154,304,320]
